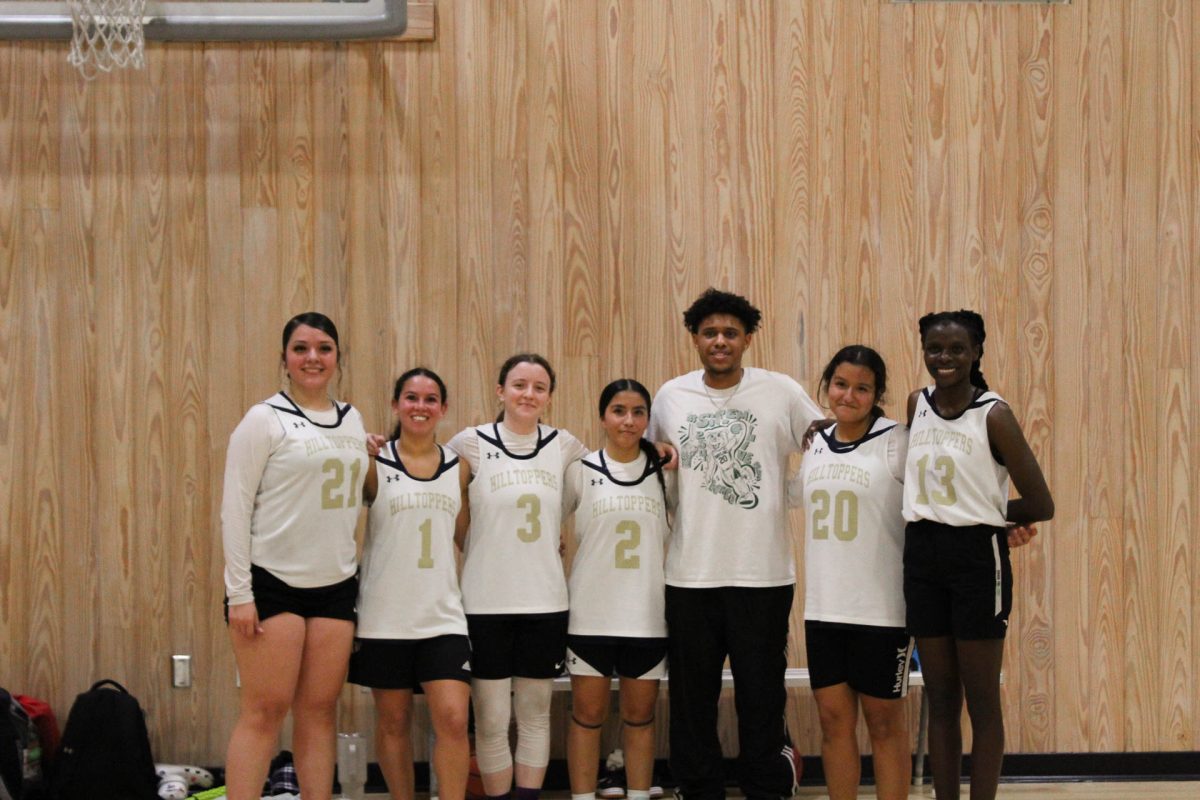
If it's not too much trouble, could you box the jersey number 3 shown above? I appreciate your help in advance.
[516,494,542,542]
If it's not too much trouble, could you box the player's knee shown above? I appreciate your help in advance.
[862,704,905,741]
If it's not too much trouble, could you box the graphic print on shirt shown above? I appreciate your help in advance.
[677,408,762,509]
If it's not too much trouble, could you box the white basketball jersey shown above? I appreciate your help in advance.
[251,393,367,588]
[357,443,467,639]
[903,388,1010,527]
[569,451,669,638]
[461,424,568,614]
[800,418,906,628]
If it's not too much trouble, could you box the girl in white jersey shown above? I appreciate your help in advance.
[447,354,589,800]
[902,310,1053,800]
[564,379,674,800]
[349,368,472,800]
[221,312,368,800]
[793,346,912,800]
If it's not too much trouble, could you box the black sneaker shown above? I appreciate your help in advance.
[267,750,299,796]
[781,742,801,797]
[649,775,663,799]
[597,766,627,799]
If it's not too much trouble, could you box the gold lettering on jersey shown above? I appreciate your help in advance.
[387,492,457,516]
[304,434,367,456]
[590,494,664,519]
[908,428,974,455]
[805,463,871,489]
[488,468,559,492]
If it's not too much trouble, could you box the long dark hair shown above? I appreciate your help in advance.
[918,309,989,391]
[495,353,557,422]
[598,378,665,495]
[388,367,449,441]
[817,345,888,423]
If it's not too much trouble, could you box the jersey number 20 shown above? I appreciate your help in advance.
[809,489,858,541]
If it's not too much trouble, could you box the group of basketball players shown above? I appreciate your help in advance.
[220,288,1053,800]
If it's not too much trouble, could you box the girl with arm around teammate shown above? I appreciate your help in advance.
[221,312,367,800]
[349,368,472,800]
[902,310,1053,800]
[446,354,589,800]
[565,380,675,800]
[794,346,912,800]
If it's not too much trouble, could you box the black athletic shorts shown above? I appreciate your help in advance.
[348,634,472,690]
[903,519,1012,639]
[566,634,668,680]
[805,621,913,699]
[466,612,568,679]
[224,564,358,624]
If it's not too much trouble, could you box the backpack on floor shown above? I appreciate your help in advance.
[48,680,159,800]
[0,687,44,800]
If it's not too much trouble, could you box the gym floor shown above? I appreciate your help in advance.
[362,785,1200,799]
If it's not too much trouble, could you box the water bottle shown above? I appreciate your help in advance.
[336,731,367,800]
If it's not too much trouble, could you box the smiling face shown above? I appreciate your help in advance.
[922,321,981,390]
[601,390,650,454]
[392,375,447,439]
[827,362,879,429]
[496,361,553,432]
[692,313,752,382]
[282,324,338,401]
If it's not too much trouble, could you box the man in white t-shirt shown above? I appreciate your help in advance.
[648,289,820,800]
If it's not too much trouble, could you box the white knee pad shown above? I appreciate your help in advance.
[472,678,513,774]
[512,677,553,768]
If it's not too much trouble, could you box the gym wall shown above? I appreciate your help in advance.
[0,0,1196,765]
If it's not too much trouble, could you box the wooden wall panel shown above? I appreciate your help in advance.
[0,0,1198,766]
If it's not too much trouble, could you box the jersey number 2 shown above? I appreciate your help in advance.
[615,520,641,569]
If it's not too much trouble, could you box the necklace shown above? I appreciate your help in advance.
[702,371,743,410]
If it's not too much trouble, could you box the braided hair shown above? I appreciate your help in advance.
[918,309,989,392]
[598,378,666,496]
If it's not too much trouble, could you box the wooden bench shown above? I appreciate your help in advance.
[549,668,931,786]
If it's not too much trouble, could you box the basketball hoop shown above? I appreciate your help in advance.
[67,0,148,79]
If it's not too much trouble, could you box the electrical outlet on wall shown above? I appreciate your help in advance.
[172,654,192,688]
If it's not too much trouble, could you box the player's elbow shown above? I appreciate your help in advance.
[1032,494,1055,522]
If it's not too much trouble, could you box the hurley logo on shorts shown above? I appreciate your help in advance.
[892,647,909,694]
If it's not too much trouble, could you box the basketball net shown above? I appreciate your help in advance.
[67,0,148,80]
